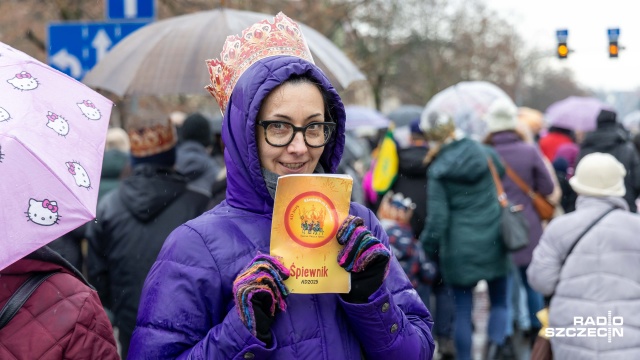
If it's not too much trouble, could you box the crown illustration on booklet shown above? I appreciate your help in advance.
[205,12,314,113]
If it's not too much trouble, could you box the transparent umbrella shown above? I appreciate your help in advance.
[422,81,513,140]
[83,8,366,96]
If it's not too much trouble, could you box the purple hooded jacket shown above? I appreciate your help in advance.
[128,56,435,359]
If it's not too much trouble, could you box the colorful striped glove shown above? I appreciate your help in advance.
[233,254,290,344]
[337,215,391,303]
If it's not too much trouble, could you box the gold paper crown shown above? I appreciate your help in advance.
[205,12,314,113]
[128,121,177,158]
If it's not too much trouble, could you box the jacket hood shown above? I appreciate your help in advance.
[221,56,346,215]
[581,126,628,152]
[398,146,429,177]
[175,141,216,181]
[429,138,489,182]
[120,164,188,222]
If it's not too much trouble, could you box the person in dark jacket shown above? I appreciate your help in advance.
[99,127,131,202]
[577,109,640,212]
[129,13,435,360]
[175,112,221,198]
[419,110,510,360]
[392,119,456,359]
[0,246,119,359]
[86,115,210,359]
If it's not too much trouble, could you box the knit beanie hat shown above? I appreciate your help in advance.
[182,112,213,147]
[419,111,456,142]
[596,109,617,128]
[128,117,177,168]
[569,152,626,197]
[485,98,518,133]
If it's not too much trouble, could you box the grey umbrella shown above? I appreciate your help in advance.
[82,8,366,97]
[386,105,423,127]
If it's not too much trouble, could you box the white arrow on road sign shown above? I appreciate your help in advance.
[125,0,138,18]
[50,49,82,78]
[91,29,112,63]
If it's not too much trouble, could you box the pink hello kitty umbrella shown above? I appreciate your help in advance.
[0,42,113,270]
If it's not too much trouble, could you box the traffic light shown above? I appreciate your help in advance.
[557,42,569,59]
[608,28,620,59]
[609,41,619,58]
[556,29,569,59]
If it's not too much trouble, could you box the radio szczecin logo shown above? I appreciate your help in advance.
[546,311,623,343]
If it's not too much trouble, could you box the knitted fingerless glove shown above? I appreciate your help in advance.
[337,215,391,303]
[233,254,290,343]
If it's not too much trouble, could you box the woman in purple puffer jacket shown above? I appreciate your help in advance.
[128,13,434,360]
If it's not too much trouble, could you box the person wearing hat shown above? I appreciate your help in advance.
[577,109,640,212]
[419,110,510,360]
[85,112,210,359]
[175,112,221,199]
[528,152,640,359]
[129,13,434,360]
[484,98,555,341]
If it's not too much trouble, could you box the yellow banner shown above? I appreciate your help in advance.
[270,174,352,294]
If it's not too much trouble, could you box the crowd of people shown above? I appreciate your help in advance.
[2,11,640,360]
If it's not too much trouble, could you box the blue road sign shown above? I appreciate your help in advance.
[107,0,155,20]
[556,29,568,42]
[608,28,620,41]
[47,21,149,80]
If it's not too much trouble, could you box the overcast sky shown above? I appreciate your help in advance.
[485,0,640,92]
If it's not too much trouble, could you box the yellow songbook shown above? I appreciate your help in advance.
[270,174,353,294]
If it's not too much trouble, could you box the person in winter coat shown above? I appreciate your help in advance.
[175,112,222,198]
[99,127,131,202]
[419,111,510,360]
[128,13,435,360]
[392,120,456,359]
[85,115,210,359]
[528,152,640,359]
[539,125,575,162]
[484,98,555,335]
[577,109,640,212]
[392,119,429,238]
[0,246,119,360]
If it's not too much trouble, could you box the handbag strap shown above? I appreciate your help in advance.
[561,207,617,266]
[549,207,616,299]
[487,157,508,208]
[505,165,536,198]
[0,271,58,330]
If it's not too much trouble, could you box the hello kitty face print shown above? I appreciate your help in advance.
[46,111,69,136]
[26,198,60,226]
[66,161,91,188]
[77,100,101,120]
[7,71,39,91]
[0,107,10,122]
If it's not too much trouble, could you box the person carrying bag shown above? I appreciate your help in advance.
[505,166,556,221]
[487,157,529,252]
[530,207,615,360]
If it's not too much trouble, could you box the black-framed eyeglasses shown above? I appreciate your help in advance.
[257,120,336,148]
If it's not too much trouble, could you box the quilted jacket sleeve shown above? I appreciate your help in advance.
[527,221,564,296]
[65,289,119,359]
[339,205,435,359]
[129,225,276,360]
